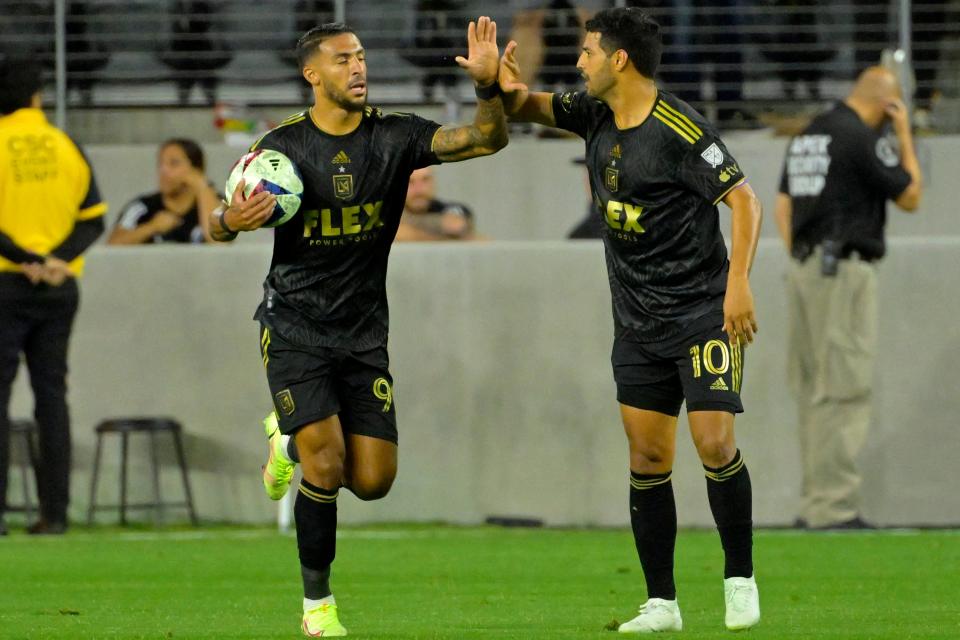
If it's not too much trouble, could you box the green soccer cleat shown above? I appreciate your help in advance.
[262,412,295,500]
[302,602,348,637]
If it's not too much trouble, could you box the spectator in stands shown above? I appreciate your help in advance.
[396,167,478,241]
[510,0,593,90]
[160,0,232,105]
[108,139,221,245]
[0,58,106,535]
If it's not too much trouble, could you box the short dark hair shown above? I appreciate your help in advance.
[584,8,662,78]
[161,138,205,171]
[0,57,43,115]
[295,23,355,70]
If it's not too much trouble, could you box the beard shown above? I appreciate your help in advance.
[322,78,366,112]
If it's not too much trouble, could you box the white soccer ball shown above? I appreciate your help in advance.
[225,149,304,227]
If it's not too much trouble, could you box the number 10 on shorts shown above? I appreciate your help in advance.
[689,339,742,393]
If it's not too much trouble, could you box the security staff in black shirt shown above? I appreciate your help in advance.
[775,67,922,530]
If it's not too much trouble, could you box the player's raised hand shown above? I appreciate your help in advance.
[498,40,529,114]
[499,41,528,93]
[224,178,276,232]
[722,276,758,346]
[455,16,500,88]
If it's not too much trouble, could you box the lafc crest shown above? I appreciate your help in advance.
[605,167,619,192]
[333,174,354,199]
[275,389,295,416]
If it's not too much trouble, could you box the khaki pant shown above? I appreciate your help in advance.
[787,253,878,527]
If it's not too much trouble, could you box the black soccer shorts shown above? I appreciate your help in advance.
[259,325,398,443]
[612,314,745,416]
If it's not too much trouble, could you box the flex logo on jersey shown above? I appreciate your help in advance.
[302,201,384,239]
[605,199,644,234]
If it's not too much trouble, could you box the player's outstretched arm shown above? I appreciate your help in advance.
[498,40,556,127]
[210,179,276,242]
[431,16,508,162]
[721,182,762,346]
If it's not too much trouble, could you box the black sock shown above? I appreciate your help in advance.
[295,479,338,599]
[286,436,300,463]
[704,449,753,579]
[629,471,677,600]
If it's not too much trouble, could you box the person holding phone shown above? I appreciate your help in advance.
[774,67,923,530]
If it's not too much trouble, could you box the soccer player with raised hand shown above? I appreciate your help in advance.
[499,7,763,633]
[213,17,508,637]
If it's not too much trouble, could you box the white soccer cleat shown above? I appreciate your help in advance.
[724,575,760,631]
[618,598,683,633]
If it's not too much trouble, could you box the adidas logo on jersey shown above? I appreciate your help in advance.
[710,377,729,391]
[332,150,351,164]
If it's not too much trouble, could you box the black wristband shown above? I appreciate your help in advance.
[217,209,237,235]
[474,82,502,101]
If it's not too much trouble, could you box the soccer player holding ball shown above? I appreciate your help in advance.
[498,7,763,633]
[212,18,508,637]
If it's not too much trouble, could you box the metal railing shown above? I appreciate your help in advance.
[1,0,956,129]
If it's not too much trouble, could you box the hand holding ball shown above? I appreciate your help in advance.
[224,150,304,230]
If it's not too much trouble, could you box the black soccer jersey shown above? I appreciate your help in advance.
[250,107,442,349]
[552,90,746,342]
[778,102,911,260]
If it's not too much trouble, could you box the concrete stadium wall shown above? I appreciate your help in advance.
[87,134,960,242]
[7,239,960,527]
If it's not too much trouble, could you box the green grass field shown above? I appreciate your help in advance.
[0,526,957,639]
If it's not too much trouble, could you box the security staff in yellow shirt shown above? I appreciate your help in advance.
[0,58,106,536]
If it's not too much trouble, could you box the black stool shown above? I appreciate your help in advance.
[87,418,198,526]
[7,420,39,519]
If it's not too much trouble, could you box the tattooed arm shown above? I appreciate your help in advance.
[431,16,509,162]
[431,95,508,162]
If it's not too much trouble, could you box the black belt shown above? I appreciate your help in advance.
[792,243,879,264]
